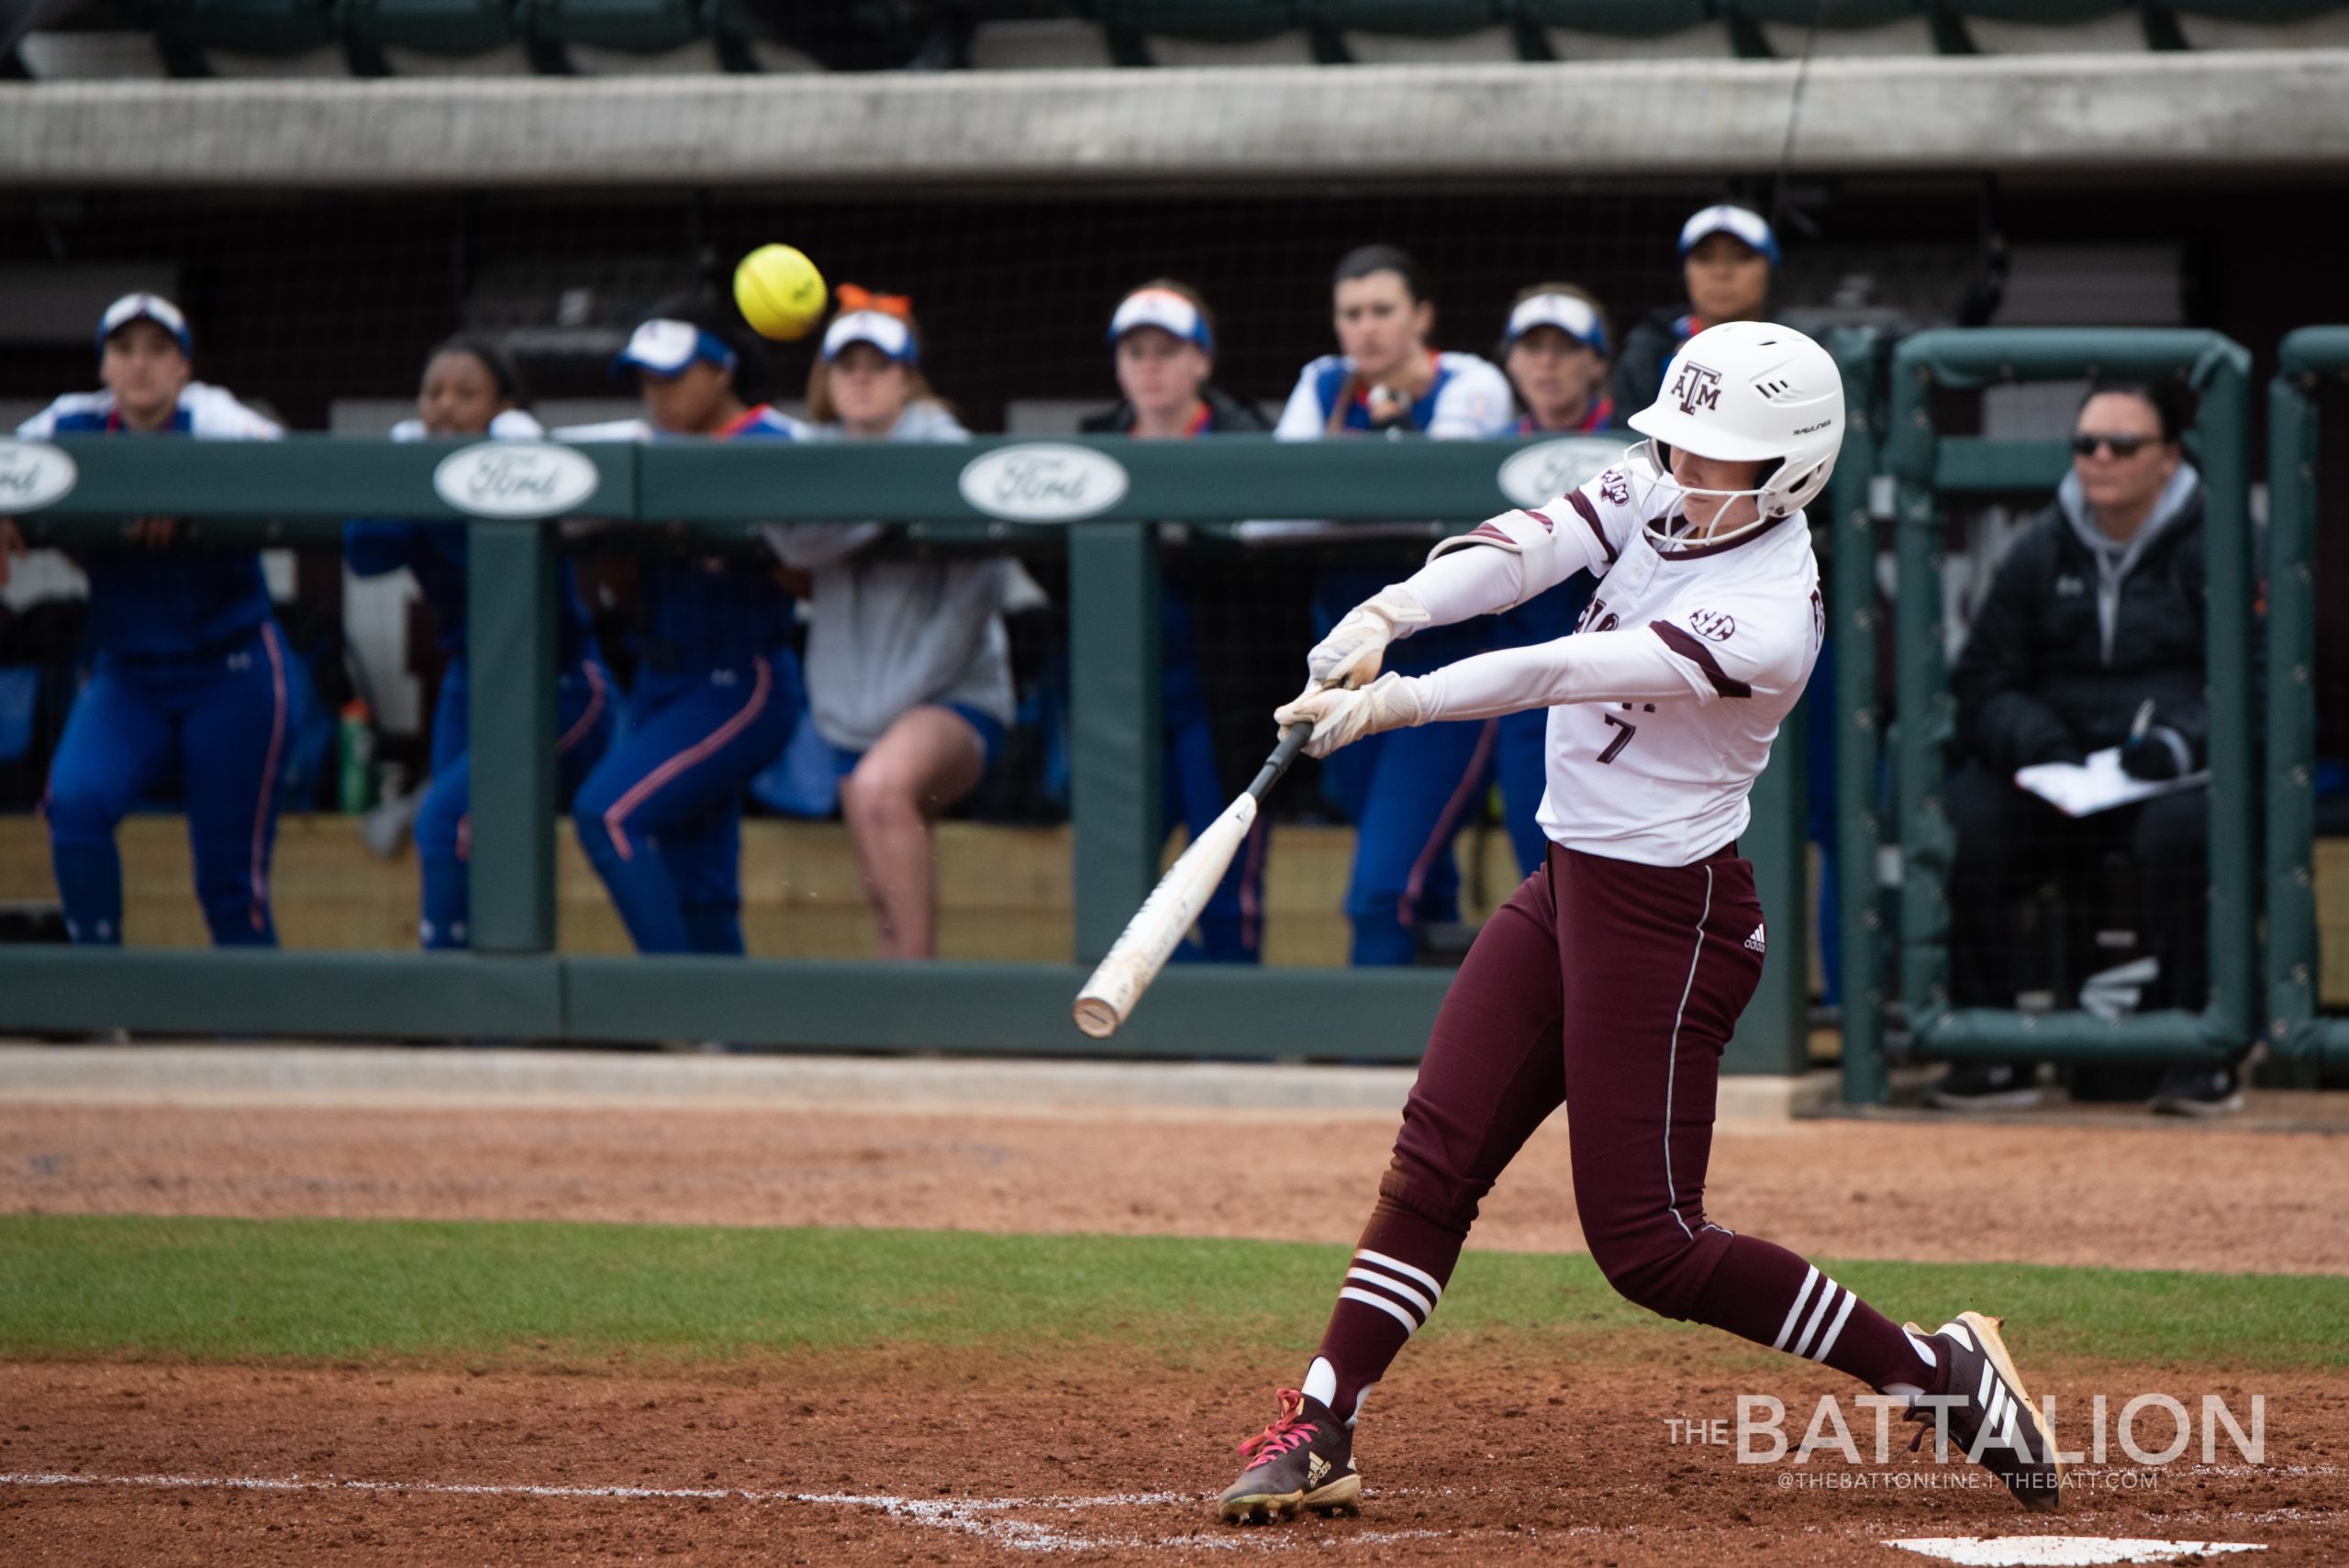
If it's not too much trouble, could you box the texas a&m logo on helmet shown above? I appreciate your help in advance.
[1671,360,1723,417]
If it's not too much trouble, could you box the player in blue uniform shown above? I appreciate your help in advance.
[1080,282,1271,962]
[343,335,614,949]
[567,312,800,955]
[1486,284,1614,874]
[1267,246,1516,965]
[16,294,290,946]
[1609,203,1777,427]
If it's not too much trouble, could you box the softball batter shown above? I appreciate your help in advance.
[1218,321,2064,1522]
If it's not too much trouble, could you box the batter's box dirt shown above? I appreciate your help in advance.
[1,1351,2342,1566]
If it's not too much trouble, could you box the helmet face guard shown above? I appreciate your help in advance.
[1619,439,1808,552]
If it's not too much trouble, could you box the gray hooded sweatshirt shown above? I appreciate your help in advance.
[2053,460,2201,667]
[763,402,1015,752]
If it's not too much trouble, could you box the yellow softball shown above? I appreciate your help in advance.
[732,244,828,342]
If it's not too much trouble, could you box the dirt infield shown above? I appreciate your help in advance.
[4,1350,2343,1566]
[5,1090,2346,1563]
[4,1096,2346,1273]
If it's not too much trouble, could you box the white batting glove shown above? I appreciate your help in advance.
[1306,585,1431,689]
[1275,673,1425,760]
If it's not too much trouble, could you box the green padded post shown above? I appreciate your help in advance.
[1068,521,1163,963]
[1828,329,1889,1103]
[1728,692,1809,1075]
[2266,328,2349,1069]
[464,519,559,954]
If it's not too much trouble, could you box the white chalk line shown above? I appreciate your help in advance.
[0,1472,1442,1554]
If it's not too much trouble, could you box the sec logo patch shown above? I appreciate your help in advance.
[1688,608,1737,642]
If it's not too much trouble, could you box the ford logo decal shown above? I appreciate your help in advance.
[0,439,80,512]
[433,441,601,519]
[1497,438,1622,511]
[958,444,1130,523]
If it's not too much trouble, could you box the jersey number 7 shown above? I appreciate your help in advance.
[1598,712,1637,764]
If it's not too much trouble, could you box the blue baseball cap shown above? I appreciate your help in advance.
[1503,292,1609,358]
[1108,287,1214,355]
[613,318,739,379]
[95,293,192,359]
[1678,204,1780,267]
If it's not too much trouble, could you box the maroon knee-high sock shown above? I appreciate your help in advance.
[1308,1196,1465,1422]
[1687,1234,1940,1392]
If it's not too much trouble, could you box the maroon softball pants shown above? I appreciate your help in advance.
[1309,840,1932,1418]
[1386,840,1761,1314]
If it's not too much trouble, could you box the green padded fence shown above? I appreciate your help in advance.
[1883,329,2254,1070]
[0,428,1827,1071]
[2265,327,2349,1068]
[1823,328,1890,1105]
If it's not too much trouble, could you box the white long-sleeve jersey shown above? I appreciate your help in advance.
[1395,459,1823,866]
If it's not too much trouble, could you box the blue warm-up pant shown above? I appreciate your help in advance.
[1162,585,1264,964]
[571,655,796,955]
[43,624,291,946]
[1317,569,1598,967]
[412,653,617,950]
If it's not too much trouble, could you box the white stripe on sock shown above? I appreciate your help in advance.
[1772,1267,1820,1351]
[1809,1289,1861,1365]
[1344,1267,1432,1322]
[1353,1249,1442,1305]
[1337,1287,1420,1336]
[1793,1280,1842,1358]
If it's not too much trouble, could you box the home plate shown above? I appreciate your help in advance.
[1886,1540,2266,1566]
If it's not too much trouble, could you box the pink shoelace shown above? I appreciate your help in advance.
[1237,1390,1318,1467]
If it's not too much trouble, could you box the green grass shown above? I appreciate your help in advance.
[2,1213,2342,1372]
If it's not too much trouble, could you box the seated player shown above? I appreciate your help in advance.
[762,289,1013,961]
[568,305,800,955]
[1272,244,1519,965]
[1485,284,1615,875]
[1216,321,2065,1525]
[1610,203,1776,420]
[1501,284,1617,438]
[1079,281,1271,962]
[344,334,613,949]
[16,294,290,947]
[1935,380,2227,1115]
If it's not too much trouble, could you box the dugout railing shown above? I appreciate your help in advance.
[2265,328,2349,1071]
[1854,328,2257,1100]
[0,431,1820,1074]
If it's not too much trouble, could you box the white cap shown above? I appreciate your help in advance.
[1502,292,1608,357]
[96,292,192,358]
[613,318,737,378]
[1677,204,1780,266]
[821,309,918,365]
[1108,288,1213,353]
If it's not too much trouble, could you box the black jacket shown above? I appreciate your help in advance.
[1607,306,1695,425]
[1078,384,1270,437]
[1952,473,2208,774]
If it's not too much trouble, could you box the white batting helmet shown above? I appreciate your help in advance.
[1624,320,1844,547]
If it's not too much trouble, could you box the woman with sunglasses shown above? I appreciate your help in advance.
[344,335,613,949]
[1938,379,2229,1114]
